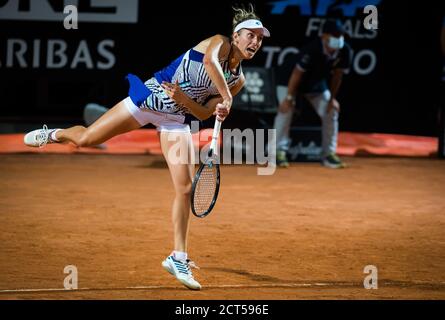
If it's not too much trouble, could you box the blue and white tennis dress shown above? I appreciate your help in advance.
[125,48,242,129]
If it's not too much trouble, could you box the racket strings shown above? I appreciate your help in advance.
[193,165,218,214]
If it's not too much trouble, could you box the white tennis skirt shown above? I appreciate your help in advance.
[123,97,190,133]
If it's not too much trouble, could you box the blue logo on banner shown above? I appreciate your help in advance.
[269,0,382,16]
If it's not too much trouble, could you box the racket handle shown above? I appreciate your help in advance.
[210,119,222,155]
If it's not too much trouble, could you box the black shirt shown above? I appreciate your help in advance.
[296,38,352,94]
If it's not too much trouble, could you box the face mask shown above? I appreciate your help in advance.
[327,36,344,50]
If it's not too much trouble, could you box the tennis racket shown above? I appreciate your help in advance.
[191,118,222,218]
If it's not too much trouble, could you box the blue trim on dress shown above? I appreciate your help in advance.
[126,73,152,107]
[189,49,204,62]
[154,53,185,84]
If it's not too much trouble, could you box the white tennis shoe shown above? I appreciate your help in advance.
[162,255,202,290]
[24,125,59,147]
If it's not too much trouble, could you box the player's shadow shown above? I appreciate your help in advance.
[135,158,168,169]
[206,267,287,283]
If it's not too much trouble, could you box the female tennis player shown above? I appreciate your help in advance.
[24,5,269,290]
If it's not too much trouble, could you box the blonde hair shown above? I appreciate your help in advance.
[232,3,260,31]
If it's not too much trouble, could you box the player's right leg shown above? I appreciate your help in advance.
[24,99,141,148]
[159,128,201,290]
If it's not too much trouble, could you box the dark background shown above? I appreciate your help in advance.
[0,0,444,136]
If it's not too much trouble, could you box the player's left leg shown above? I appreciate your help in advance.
[24,99,141,148]
[159,127,201,290]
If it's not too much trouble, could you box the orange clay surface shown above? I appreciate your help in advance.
[0,154,444,299]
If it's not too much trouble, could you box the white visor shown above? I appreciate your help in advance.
[234,19,270,37]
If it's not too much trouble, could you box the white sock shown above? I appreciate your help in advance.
[50,129,61,142]
[173,251,187,261]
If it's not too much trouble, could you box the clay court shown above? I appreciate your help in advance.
[1,151,444,299]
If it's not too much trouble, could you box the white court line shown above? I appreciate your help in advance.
[1,280,443,294]
[0,282,357,294]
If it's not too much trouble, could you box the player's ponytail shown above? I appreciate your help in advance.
[232,3,260,32]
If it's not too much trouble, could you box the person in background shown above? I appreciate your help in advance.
[274,19,352,168]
